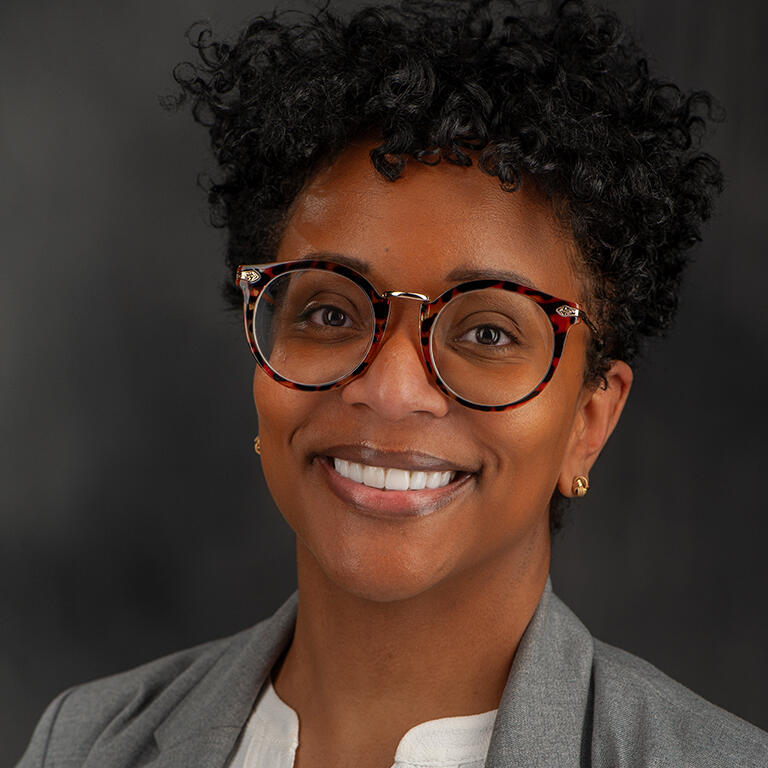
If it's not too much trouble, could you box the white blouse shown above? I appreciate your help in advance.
[227,678,497,768]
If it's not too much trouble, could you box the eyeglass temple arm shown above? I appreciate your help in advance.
[578,310,604,350]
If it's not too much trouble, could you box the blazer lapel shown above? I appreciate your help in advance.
[82,592,299,768]
[485,577,594,767]
[154,592,298,767]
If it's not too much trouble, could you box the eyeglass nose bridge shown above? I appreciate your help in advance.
[358,289,434,391]
[376,290,433,349]
[383,290,430,301]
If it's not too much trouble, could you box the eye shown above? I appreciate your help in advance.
[307,306,352,327]
[459,325,515,346]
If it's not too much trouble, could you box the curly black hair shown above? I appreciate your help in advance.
[172,0,723,534]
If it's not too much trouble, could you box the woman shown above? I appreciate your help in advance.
[16,0,768,766]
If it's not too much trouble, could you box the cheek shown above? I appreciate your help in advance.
[470,382,578,531]
[251,372,346,550]
[251,370,311,505]
[252,367,314,435]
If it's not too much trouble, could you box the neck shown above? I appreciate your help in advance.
[274,534,550,751]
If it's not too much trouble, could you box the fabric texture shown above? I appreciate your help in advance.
[226,680,298,768]
[15,577,768,767]
[226,677,495,768]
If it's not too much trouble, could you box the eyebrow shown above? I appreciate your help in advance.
[299,252,537,291]
[445,266,539,290]
[299,251,371,274]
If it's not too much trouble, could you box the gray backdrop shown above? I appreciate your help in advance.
[2,0,766,764]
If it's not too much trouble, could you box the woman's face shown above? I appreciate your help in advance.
[252,141,598,602]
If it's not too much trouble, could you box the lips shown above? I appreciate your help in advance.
[316,444,478,474]
[311,443,478,519]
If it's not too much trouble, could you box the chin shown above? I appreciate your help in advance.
[328,570,447,604]
[300,532,456,604]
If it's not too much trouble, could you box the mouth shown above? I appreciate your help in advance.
[330,457,458,490]
[313,447,478,519]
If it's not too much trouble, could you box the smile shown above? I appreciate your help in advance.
[317,453,475,519]
[331,458,455,491]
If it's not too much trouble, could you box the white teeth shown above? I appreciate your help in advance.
[362,464,386,489]
[332,458,456,491]
[385,468,410,491]
[348,461,364,484]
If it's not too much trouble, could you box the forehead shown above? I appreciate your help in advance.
[278,141,581,301]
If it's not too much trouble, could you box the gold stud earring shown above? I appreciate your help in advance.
[253,435,261,455]
[572,475,589,497]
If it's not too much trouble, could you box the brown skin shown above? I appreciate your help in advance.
[252,141,633,768]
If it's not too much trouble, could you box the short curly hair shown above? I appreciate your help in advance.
[172,0,722,534]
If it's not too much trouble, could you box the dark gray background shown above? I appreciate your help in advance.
[2,0,766,764]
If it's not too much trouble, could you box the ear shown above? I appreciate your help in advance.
[557,360,633,497]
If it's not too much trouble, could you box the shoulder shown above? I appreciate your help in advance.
[590,637,768,767]
[15,627,252,768]
[16,592,298,767]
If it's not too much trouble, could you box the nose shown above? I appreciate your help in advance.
[340,302,450,420]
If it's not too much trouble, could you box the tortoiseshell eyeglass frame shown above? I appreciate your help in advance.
[235,259,599,413]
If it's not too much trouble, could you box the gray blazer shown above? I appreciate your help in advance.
[16,577,768,767]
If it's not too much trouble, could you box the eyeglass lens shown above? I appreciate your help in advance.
[253,269,554,406]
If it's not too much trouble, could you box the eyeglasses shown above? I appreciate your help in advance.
[235,259,598,412]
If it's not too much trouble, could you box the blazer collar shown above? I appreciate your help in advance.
[150,593,299,766]
[149,576,593,767]
[485,576,594,767]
